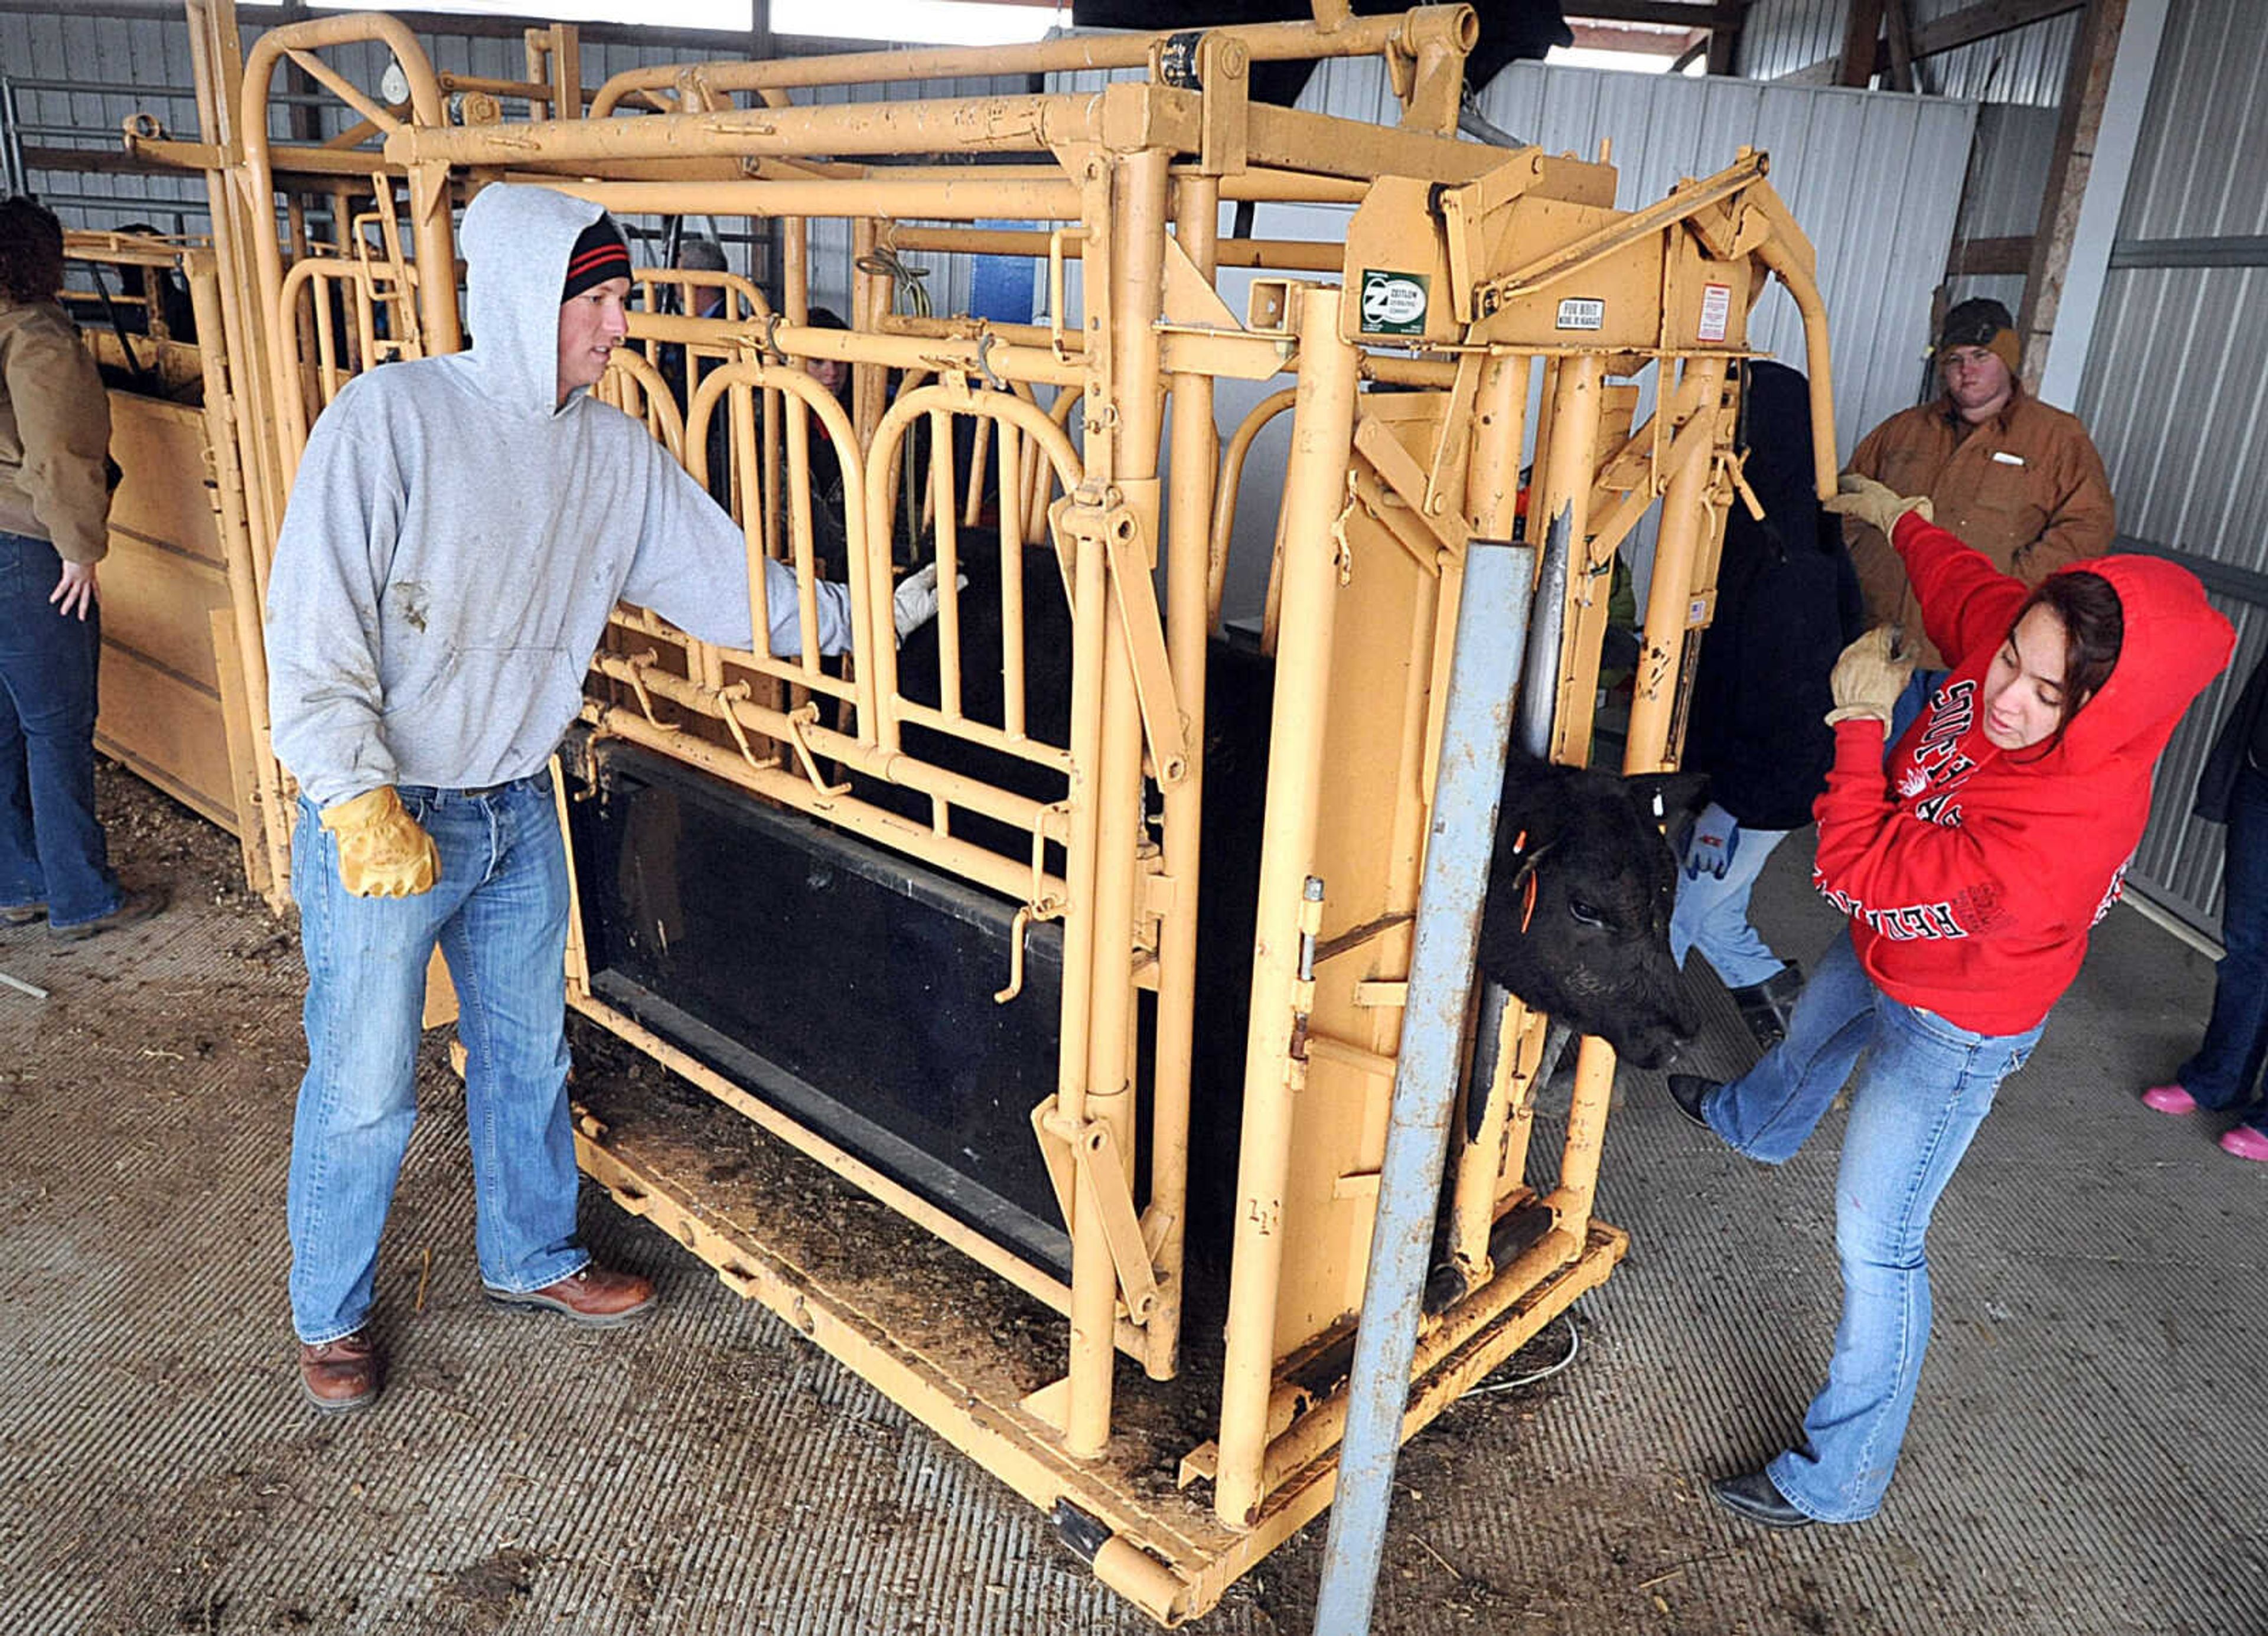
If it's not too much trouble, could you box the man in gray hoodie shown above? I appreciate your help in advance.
[267,184,940,1412]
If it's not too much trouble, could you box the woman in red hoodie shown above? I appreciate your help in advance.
[1667,473,2234,1530]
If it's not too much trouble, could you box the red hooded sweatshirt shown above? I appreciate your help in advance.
[1811,511,2234,1035]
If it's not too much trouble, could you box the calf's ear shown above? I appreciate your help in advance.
[1622,769,1711,834]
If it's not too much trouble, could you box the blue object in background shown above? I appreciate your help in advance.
[969,219,1038,325]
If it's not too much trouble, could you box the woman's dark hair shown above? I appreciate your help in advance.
[2010,569,2123,753]
[0,197,66,305]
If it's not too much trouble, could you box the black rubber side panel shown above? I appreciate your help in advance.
[566,732,1073,1282]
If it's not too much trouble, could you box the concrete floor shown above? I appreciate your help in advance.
[3,768,2263,1635]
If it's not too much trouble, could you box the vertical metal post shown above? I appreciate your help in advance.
[1309,537,1532,1636]
[1143,168,1221,1382]
[1213,284,1360,1529]
[1623,357,1728,774]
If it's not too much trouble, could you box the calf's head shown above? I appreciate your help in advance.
[1474,761,1706,1070]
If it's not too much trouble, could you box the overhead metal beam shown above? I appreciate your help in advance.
[2107,233,2268,269]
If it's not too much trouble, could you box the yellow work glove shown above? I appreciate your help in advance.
[320,786,441,898]
[1826,625,1916,731]
[1823,472,1934,539]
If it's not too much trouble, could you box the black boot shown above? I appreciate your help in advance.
[1728,962,1804,1048]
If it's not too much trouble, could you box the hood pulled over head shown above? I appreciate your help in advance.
[1735,359,1829,552]
[457,183,610,416]
[2048,553,2234,775]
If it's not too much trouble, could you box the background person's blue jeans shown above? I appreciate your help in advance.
[0,529,120,927]
[1669,823,1793,989]
[2178,755,2268,1128]
[286,771,585,1345]
[1695,927,2044,1522]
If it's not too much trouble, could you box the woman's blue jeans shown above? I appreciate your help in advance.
[0,530,120,927]
[2178,756,2268,1127]
[1669,823,1793,989]
[286,771,585,1345]
[1695,926,2044,1523]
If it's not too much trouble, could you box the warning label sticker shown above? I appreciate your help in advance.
[1699,282,1733,343]
[1555,297,1605,331]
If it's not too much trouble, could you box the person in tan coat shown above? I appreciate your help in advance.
[1842,296,2116,744]
[0,196,164,939]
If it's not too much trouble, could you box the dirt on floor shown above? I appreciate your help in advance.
[12,765,2253,1635]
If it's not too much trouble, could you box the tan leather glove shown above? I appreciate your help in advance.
[320,787,441,898]
[1823,472,1934,539]
[1826,625,1916,731]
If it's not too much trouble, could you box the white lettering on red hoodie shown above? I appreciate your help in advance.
[1813,511,2234,1035]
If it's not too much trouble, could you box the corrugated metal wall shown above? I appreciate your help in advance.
[2074,0,2268,935]
[1,8,207,228]
[1727,0,2080,318]
[1732,0,1845,82]
[1735,0,2081,100]
[1920,6,2080,103]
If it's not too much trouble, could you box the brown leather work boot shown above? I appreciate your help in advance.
[49,885,168,943]
[485,1263,655,1327]
[298,1330,380,1412]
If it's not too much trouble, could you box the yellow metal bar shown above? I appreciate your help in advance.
[1757,233,1840,500]
[1423,350,1534,1279]
[588,8,1477,113]
[1060,144,1174,1459]
[582,687,1061,900]
[1624,357,1728,773]
[887,223,1342,272]
[526,174,1083,224]
[1214,285,1358,1530]
[1142,169,1220,1384]
[389,89,1178,169]
[183,248,291,906]
[1537,354,1608,767]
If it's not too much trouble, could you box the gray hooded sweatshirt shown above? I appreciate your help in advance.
[265,184,851,808]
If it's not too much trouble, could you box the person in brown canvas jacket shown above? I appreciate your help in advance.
[0,195,164,940]
[1842,296,2117,744]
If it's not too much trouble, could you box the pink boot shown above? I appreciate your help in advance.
[2141,1083,2198,1115]
[2219,1125,2268,1163]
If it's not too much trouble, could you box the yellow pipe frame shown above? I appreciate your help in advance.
[148,2,1835,1617]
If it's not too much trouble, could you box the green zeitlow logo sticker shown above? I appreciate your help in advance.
[1359,269,1429,335]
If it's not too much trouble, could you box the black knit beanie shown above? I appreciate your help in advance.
[561,213,631,302]
[1937,296,2021,375]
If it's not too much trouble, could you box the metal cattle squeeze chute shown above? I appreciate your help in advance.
[144,0,1836,1621]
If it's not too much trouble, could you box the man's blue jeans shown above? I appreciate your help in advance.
[1670,823,1793,989]
[0,530,120,927]
[2179,756,2268,1128]
[286,770,585,1345]
[1694,927,2044,1522]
